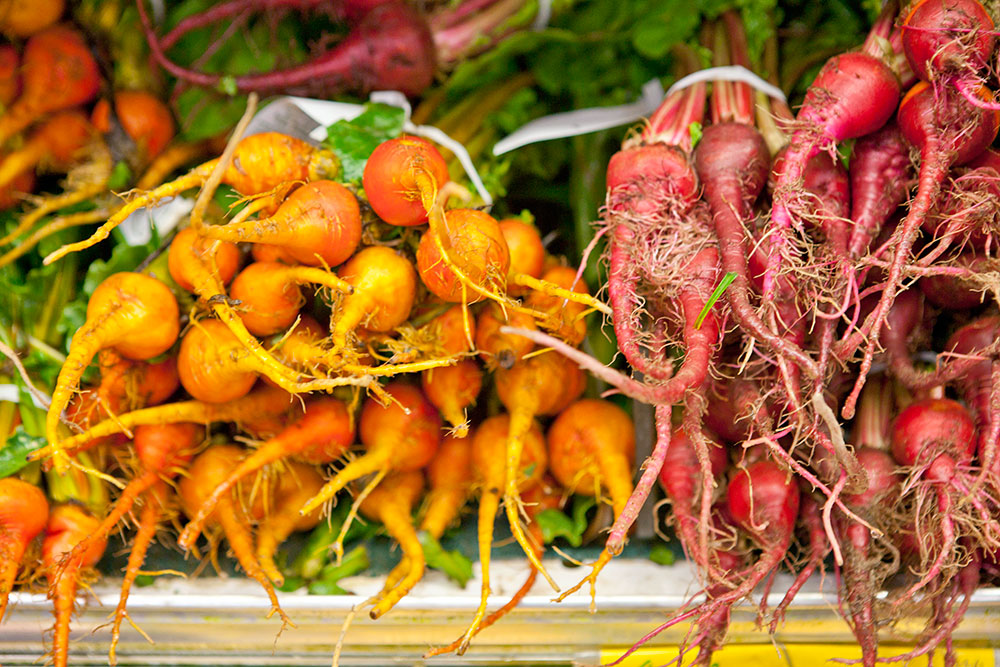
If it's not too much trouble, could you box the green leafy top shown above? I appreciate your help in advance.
[322,103,407,183]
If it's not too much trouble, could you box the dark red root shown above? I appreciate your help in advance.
[769,491,829,632]
[139,0,436,97]
[892,484,954,608]
[875,552,979,664]
[608,226,671,381]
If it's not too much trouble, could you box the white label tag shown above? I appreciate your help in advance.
[492,78,665,156]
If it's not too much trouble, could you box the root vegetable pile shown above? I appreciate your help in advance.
[3,2,1000,665]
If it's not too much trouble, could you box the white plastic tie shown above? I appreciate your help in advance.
[665,65,786,102]
[492,78,665,156]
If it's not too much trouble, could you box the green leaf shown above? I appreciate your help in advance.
[688,122,703,148]
[535,495,596,547]
[632,0,701,59]
[287,502,377,580]
[695,272,737,329]
[82,231,160,299]
[649,542,676,566]
[217,76,238,96]
[278,576,305,593]
[322,103,406,183]
[107,161,133,191]
[419,531,473,587]
[0,426,45,478]
[134,574,156,588]
[307,545,370,595]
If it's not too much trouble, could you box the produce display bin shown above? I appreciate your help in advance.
[4,560,1000,665]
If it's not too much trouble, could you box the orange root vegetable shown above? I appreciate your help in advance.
[46,272,180,473]
[476,302,537,370]
[0,478,48,621]
[66,351,178,440]
[58,423,201,576]
[178,397,354,551]
[167,227,241,293]
[251,242,296,264]
[0,0,64,37]
[42,504,107,667]
[359,470,425,618]
[429,304,475,356]
[96,350,180,414]
[416,208,510,303]
[459,414,548,651]
[375,433,474,601]
[0,110,93,190]
[524,266,595,344]
[0,167,33,210]
[108,482,166,667]
[499,218,545,295]
[545,399,636,603]
[363,136,450,227]
[200,180,361,267]
[495,351,585,588]
[256,462,326,585]
[0,44,19,107]
[421,433,474,538]
[363,136,520,310]
[428,478,558,658]
[179,445,291,626]
[329,246,417,352]
[0,25,99,145]
[299,382,441,516]
[168,227,321,393]
[177,319,365,403]
[44,132,339,264]
[33,385,300,460]
[229,261,353,336]
[547,399,635,518]
[421,359,483,437]
[94,91,176,162]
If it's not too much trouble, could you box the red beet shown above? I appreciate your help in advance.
[140,1,436,97]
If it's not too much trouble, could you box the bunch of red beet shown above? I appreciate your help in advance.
[528,1,1000,664]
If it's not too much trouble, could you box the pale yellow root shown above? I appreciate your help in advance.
[281,265,353,296]
[554,549,612,612]
[0,210,107,269]
[512,274,613,316]
[338,356,459,376]
[43,168,211,265]
[137,140,215,191]
[458,488,500,653]
[331,469,386,564]
[299,450,391,518]
[505,409,558,592]
[368,505,424,619]
[0,182,107,246]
